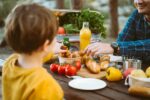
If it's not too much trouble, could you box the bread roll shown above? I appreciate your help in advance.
[100,61,109,70]
[128,86,150,98]
[100,55,110,62]
[86,59,101,74]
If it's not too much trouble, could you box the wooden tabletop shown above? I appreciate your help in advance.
[44,65,149,100]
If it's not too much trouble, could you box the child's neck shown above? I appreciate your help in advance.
[18,52,43,69]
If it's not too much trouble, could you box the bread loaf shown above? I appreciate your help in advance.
[128,86,150,98]
[100,61,109,70]
[86,59,101,74]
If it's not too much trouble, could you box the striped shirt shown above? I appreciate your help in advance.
[117,9,150,62]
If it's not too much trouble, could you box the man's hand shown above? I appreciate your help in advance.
[54,42,67,54]
[84,42,114,56]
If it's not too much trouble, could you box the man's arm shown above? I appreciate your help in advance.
[117,39,150,60]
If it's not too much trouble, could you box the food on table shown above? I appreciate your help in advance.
[63,24,79,34]
[65,65,77,76]
[58,9,106,38]
[63,37,70,49]
[75,61,81,71]
[99,55,110,70]
[50,64,59,73]
[128,86,150,97]
[99,55,110,62]
[123,68,135,78]
[50,63,78,76]
[58,65,66,75]
[99,61,109,70]
[80,22,91,50]
[60,45,68,50]
[57,26,65,34]
[60,45,71,58]
[130,69,147,78]
[146,67,150,77]
[106,67,123,81]
[86,59,101,74]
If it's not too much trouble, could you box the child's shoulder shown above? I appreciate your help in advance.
[30,67,54,83]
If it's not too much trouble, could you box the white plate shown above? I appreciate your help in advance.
[68,78,107,90]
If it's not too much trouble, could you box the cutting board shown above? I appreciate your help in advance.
[77,67,106,79]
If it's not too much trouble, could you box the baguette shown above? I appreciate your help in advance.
[86,59,101,74]
[100,55,110,62]
[128,86,150,98]
[100,61,109,70]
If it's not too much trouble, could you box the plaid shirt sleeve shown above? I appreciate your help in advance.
[117,39,150,59]
[116,10,150,59]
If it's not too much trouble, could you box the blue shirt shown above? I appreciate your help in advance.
[117,10,150,62]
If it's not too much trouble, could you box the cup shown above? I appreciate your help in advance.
[123,59,141,71]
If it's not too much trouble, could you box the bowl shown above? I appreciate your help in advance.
[58,56,81,65]
[125,75,150,88]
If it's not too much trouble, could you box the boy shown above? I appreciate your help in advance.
[2,3,63,100]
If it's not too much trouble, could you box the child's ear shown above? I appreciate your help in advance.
[43,40,50,52]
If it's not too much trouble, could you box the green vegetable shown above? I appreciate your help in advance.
[59,9,106,38]
[63,24,79,34]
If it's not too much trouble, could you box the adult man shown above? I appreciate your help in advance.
[85,0,150,64]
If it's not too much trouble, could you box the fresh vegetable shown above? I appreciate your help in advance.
[57,27,65,34]
[59,9,106,38]
[65,65,77,76]
[58,65,66,75]
[50,63,78,76]
[63,24,79,34]
[50,64,59,73]
[106,67,122,81]
[75,61,81,71]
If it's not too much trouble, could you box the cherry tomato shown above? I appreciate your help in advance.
[65,65,77,76]
[57,27,65,34]
[50,64,59,73]
[75,61,81,70]
[58,65,66,75]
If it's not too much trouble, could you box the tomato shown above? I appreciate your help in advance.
[58,65,66,75]
[57,27,65,34]
[65,65,77,76]
[75,61,81,70]
[50,64,59,73]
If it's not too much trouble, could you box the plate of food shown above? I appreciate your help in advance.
[68,78,107,90]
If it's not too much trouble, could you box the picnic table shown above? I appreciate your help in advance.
[0,47,149,100]
[43,64,149,100]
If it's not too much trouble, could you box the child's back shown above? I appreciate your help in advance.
[2,3,63,100]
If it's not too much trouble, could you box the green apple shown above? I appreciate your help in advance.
[131,69,147,78]
[146,67,150,77]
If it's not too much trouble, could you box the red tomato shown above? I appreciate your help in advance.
[65,66,77,76]
[50,64,59,73]
[75,61,81,70]
[57,27,65,34]
[58,65,66,75]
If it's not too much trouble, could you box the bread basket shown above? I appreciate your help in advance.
[58,56,80,64]
[125,75,150,88]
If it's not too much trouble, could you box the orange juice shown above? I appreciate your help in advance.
[80,22,91,50]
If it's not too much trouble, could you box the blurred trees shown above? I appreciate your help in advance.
[0,0,18,18]
[109,0,118,37]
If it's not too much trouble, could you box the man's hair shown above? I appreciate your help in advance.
[5,3,57,54]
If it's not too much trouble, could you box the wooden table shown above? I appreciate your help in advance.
[44,65,149,100]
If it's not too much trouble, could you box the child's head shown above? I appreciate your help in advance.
[5,3,57,54]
